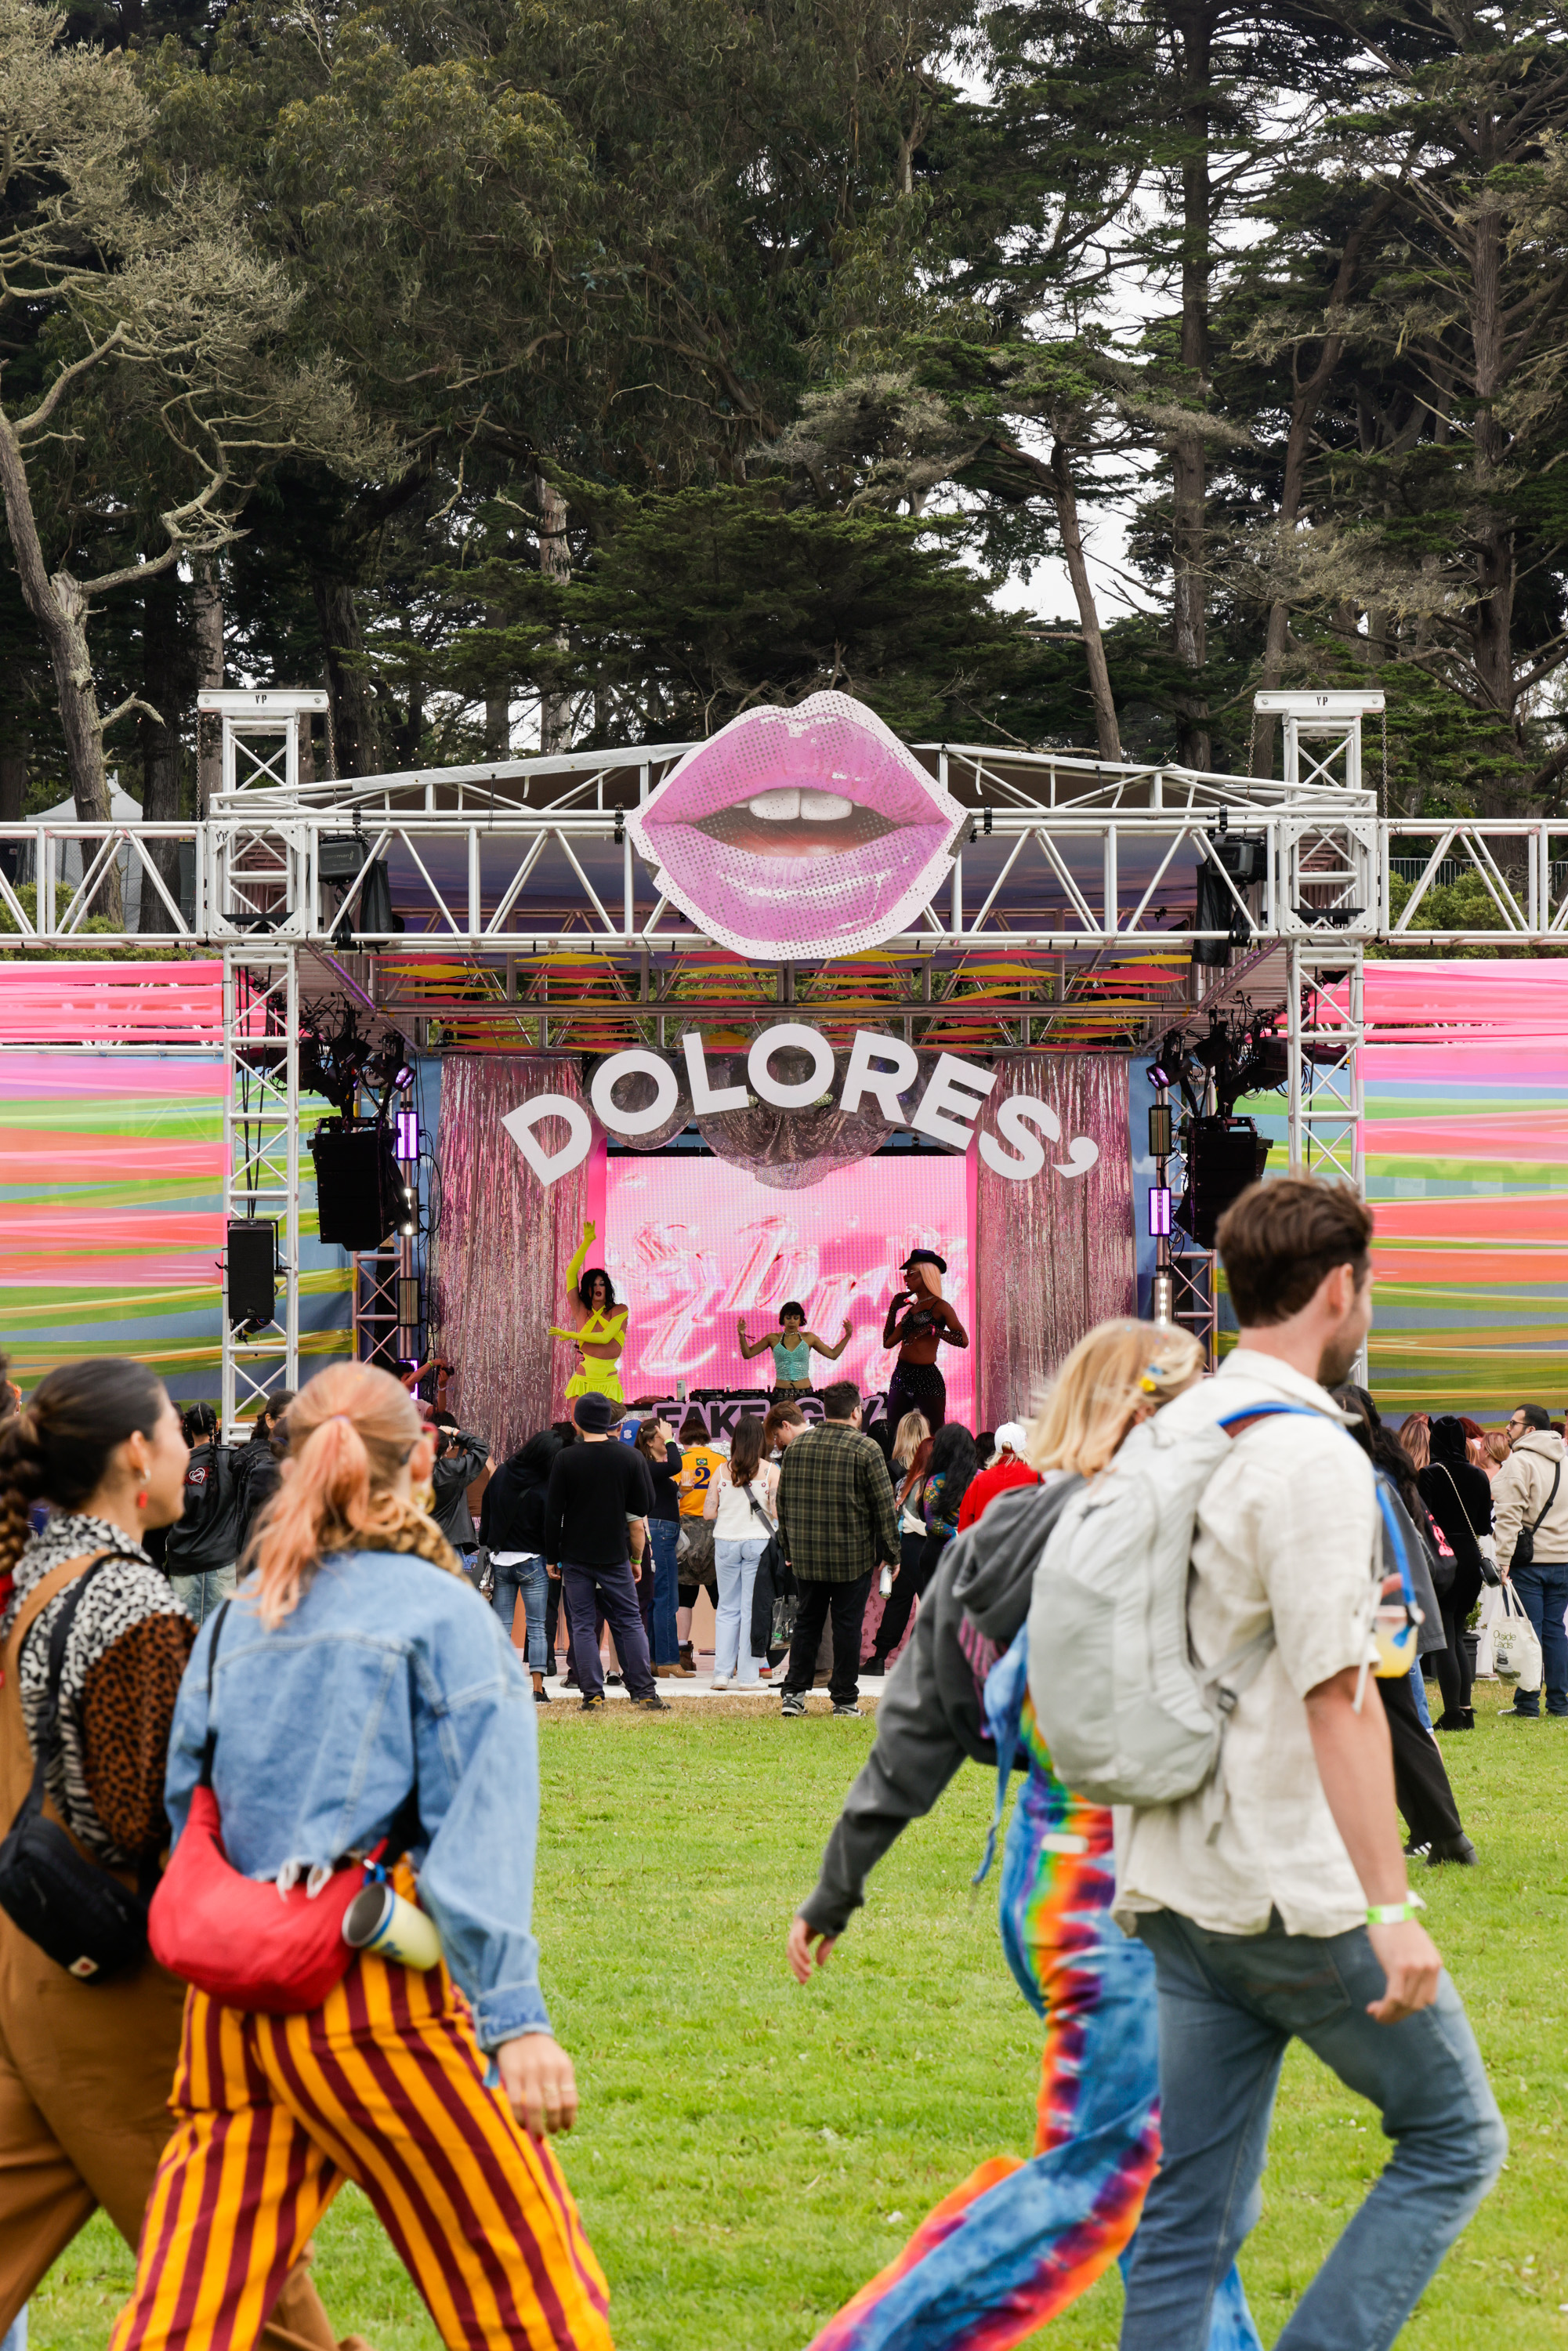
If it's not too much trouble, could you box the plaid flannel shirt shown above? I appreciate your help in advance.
[776,1421,901,1585]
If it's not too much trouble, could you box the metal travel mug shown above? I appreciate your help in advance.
[342,1881,444,1970]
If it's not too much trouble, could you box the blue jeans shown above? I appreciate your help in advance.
[1121,1909,1506,2351]
[169,1564,237,1625]
[646,1516,681,1665]
[1410,1658,1432,1729]
[713,1534,766,1684]
[1506,1560,1568,1712]
[2,2307,27,2351]
[491,1553,548,1671]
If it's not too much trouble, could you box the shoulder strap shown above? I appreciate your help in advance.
[197,1598,233,1788]
[1434,1459,1481,1540]
[1219,1403,1326,1438]
[2,1553,104,1686]
[2,1553,114,1828]
[1529,1458,1562,1538]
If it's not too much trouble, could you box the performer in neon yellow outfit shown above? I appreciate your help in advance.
[549,1221,628,1407]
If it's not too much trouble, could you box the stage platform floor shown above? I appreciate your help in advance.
[537,1656,893,1704]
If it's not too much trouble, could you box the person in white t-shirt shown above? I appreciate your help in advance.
[1117,1176,1505,2351]
[702,1415,779,1690]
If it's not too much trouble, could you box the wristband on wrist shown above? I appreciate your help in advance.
[1367,1894,1427,1925]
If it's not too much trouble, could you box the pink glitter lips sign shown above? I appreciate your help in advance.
[604,1155,975,1423]
[627,690,966,961]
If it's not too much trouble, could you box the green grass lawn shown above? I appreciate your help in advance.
[37,1683,1567,2349]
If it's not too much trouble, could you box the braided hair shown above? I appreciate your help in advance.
[0,1358,166,1584]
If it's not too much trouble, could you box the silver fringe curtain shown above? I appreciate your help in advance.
[974,1055,1135,1428]
[433,1056,593,1453]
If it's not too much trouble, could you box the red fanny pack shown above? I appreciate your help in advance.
[149,1599,375,2015]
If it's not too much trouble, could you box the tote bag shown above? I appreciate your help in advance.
[1492,1582,1544,1692]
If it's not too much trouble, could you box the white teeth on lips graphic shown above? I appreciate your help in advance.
[746,789,855,822]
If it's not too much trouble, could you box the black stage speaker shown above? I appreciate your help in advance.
[226,1219,277,1326]
[310,1120,402,1251]
[1177,1116,1271,1249]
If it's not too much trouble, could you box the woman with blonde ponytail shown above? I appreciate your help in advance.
[0,1360,350,2351]
[112,1363,613,2351]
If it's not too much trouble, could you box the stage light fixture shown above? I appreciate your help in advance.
[393,1066,414,1090]
[1149,1186,1171,1237]
[395,1108,419,1159]
[1148,1103,1173,1158]
[1151,1271,1175,1328]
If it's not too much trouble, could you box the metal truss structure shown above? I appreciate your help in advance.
[1,690,1508,1409]
[222,943,300,1425]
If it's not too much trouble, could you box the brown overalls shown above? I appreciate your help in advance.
[0,1554,346,2349]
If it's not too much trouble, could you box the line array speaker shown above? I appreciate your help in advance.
[310,1120,403,1252]
[1176,1116,1271,1249]
[226,1219,277,1327]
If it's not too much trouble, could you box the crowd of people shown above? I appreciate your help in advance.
[0,1168,1555,2351]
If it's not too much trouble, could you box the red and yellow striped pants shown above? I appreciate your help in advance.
[109,1948,613,2351]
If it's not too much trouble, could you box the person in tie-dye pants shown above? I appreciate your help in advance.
[788,1320,1261,2351]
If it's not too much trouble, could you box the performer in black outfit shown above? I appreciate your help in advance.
[882,1250,969,1436]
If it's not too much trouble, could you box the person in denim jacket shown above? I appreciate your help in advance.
[112,1363,613,2351]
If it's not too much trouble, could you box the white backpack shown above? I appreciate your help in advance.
[1026,1400,1323,1814]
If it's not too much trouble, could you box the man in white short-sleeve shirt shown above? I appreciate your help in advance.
[1117,1176,1505,2351]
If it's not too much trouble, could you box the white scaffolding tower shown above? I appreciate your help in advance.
[221,944,300,1435]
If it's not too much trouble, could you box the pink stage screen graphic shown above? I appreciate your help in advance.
[604,1155,975,1424]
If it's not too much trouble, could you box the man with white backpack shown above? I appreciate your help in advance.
[1031,1176,1505,2351]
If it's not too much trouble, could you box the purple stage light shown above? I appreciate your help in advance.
[1149,1186,1171,1237]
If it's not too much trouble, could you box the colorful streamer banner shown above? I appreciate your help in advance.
[0,1048,350,1400]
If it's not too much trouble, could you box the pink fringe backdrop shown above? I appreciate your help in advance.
[433,1056,601,1453]
[434,1049,1135,1454]
[972,1054,1135,1429]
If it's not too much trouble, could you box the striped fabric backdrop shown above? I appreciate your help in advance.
[1359,962,1568,1415]
[1232,959,1568,1417]
[0,959,354,1400]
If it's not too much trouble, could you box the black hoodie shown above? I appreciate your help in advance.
[798,1476,1081,1937]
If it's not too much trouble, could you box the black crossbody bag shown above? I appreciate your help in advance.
[1507,1459,1561,1577]
[0,1562,154,1982]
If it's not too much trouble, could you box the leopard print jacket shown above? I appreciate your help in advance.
[1,1513,194,1864]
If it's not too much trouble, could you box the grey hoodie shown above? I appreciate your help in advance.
[798,1477,1081,1938]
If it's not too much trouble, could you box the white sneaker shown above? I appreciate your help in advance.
[711,1676,733,1691]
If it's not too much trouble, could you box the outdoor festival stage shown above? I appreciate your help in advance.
[5,689,1568,1424]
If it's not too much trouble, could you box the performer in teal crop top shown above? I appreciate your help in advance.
[737,1301,853,1396]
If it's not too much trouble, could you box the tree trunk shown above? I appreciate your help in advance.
[484,606,509,759]
[1049,440,1123,759]
[1251,193,1392,775]
[1169,0,1212,772]
[535,472,571,755]
[139,563,182,933]
[192,558,223,813]
[1468,194,1516,800]
[0,743,24,895]
[313,573,386,777]
[0,413,122,924]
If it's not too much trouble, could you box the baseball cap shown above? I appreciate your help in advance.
[994,1421,1028,1455]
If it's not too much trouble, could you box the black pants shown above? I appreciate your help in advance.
[871,1531,936,1665]
[784,1574,872,1704]
[886,1361,946,1434]
[1431,1577,1479,1720]
[1379,1669,1464,1849]
[560,1560,655,1701]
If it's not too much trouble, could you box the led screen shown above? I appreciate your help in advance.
[604,1154,975,1425]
